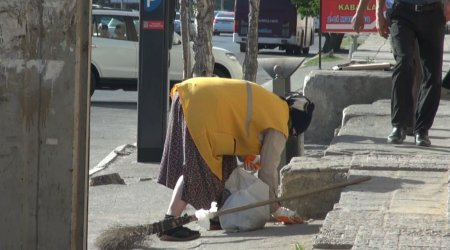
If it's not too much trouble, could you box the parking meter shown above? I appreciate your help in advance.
[137,0,175,162]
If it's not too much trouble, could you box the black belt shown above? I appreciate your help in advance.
[395,1,441,12]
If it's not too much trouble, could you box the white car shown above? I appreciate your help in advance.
[91,8,243,95]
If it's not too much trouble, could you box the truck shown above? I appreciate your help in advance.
[233,0,314,55]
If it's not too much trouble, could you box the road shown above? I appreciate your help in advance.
[89,33,323,168]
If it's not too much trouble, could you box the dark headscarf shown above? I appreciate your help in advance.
[285,92,315,134]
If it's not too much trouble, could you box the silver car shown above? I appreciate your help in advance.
[213,11,235,35]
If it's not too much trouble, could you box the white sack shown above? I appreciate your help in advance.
[219,168,270,232]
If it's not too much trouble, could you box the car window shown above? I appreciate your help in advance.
[133,18,139,40]
[93,15,128,40]
[217,12,234,18]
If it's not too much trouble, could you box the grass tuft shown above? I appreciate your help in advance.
[295,242,305,250]
[302,52,343,67]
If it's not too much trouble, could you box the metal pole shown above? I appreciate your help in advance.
[319,0,322,69]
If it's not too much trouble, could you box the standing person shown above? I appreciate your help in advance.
[384,0,446,146]
[157,77,314,241]
[354,0,446,146]
[352,0,420,137]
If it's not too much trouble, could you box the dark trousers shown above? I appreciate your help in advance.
[389,2,445,133]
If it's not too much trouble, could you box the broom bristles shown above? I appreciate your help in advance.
[95,214,198,250]
[95,224,151,250]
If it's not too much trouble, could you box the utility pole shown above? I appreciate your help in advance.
[0,0,90,249]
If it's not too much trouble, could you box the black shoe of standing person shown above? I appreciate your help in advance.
[415,131,431,147]
[443,70,450,89]
[387,127,406,144]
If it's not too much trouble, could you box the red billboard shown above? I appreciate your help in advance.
[320,0,377,33]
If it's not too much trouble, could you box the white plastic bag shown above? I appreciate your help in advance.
[219,168,270,232]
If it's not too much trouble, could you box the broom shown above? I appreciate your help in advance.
[95,176,371,250]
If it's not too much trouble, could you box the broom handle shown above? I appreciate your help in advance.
[215,176,371,217]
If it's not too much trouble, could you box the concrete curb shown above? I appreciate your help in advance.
[88,143,137,176]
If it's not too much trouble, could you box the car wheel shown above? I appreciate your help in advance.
[90,70,97,96]
[302,47,310,55]
[285,47,293,55]
[292,46,301,55]
[213,66,231,78]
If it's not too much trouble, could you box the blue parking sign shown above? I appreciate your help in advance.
[143,0,161,12]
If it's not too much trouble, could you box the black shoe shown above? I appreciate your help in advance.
[158,226,200,242]
[387,127,406,144]
[415,131,431,147]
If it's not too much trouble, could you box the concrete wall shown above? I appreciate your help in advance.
[303,70,392,145]
[0,1,90,249]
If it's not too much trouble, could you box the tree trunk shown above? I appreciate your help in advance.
[192,0,215,77]
[243,0,260,82]
[180,0,192,79]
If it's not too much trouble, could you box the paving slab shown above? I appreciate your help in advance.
[314,170,449,250]
[311,99,450,250]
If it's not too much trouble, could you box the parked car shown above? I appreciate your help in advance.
[213,11,234,35]
[91,8,243,95]
[174,11,196,38]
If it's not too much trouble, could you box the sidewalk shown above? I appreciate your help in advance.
[308,34,450,250]
[88,34,450,250]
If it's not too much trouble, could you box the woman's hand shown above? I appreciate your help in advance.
[243,154,261,171]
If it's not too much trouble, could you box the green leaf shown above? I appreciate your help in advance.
[291,0,320,17]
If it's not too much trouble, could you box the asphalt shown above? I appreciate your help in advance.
[88,34,450,250]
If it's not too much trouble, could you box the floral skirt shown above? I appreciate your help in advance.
[157,94,237,210]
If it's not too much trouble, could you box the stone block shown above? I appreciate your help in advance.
[279,156,350,219]
[303,70,392,145]
[89,173,125,186]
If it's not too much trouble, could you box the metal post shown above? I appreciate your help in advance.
[272,72,289,167]
[349,34,358,60]
[259,59,306,165]
[319,0,322,69]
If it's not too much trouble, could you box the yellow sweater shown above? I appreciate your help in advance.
[172,77,289,180]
